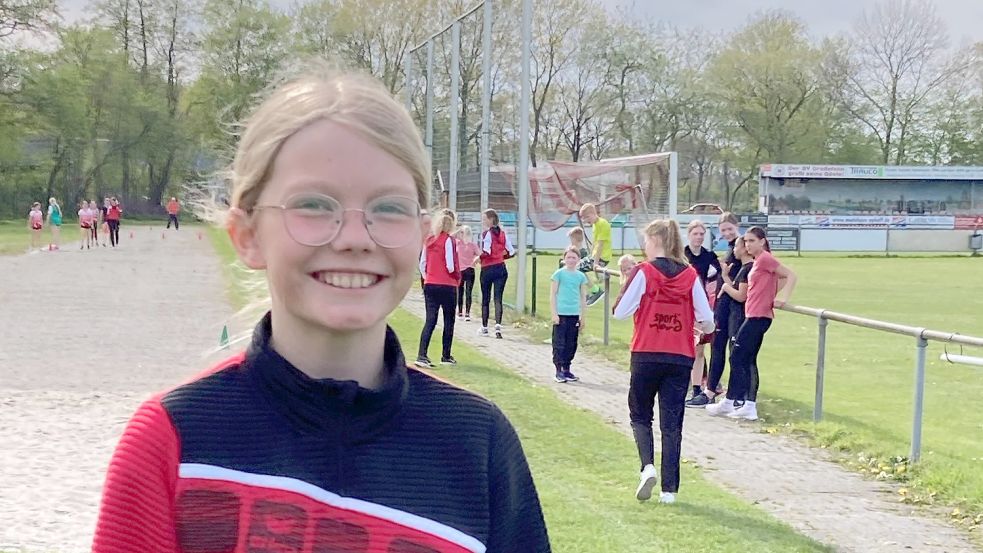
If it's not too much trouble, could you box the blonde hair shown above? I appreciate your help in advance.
[617,253,638,284]
[458,224,473,240]
[643,219,687,265]
[567,226,584,239]
[687,219,706,234]
[579,203,597,216]
[227,64,430,214]
[431,209,456,236]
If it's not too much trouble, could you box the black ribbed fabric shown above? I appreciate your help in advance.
[161,313,550,552]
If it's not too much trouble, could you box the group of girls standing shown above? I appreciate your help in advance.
[415,207,515,368]
[613,215,797,504]
[26,197,123,252]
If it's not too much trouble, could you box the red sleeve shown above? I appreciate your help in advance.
[93,398,180,553]
[756,251,779,273]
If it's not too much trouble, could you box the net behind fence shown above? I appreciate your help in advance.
[491,152,673,231]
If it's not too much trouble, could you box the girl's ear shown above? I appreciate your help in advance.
[227,208,267,270]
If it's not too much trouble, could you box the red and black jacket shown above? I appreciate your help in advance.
[93,314,550,553]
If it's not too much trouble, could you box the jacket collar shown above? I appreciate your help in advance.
[243,312,409,441]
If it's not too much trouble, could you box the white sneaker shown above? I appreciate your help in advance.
[635,464,658,501]
[727,401,758,421]
[478,327,489,337]
[659,492,676,504]
[705,398,737,417]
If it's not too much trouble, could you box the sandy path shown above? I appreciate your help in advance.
[0,227,232,552]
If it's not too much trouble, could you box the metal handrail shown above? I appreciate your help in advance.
[779,304,983,348]
[589,267,981,463]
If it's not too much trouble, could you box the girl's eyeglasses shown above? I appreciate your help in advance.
[251,193,423,249]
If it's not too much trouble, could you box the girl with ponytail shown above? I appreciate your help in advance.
[707,226,797,421]
[612,219,714,504]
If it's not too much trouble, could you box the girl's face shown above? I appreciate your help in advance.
[619,257,636,275]
[744,233,765,256]
[481,213,491,230]
[563,250,580,268]
[233,119,425,335]
[719,222,739,241]
[688,226,705,249]
[734,241,747,260]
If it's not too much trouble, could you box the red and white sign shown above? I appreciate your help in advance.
[955,216,983,230]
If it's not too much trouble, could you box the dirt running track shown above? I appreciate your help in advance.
[0,227,231,552]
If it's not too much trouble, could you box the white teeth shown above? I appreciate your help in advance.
[317,272,377,289]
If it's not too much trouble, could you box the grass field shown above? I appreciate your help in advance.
[205,227,831,552]
[505,252,983,523]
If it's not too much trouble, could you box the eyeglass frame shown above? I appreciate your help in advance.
[249,192,425,249]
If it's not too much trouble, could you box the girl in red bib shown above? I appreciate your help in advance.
[613,219,714,504]
[415,209,461,368]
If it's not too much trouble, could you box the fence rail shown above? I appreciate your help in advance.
[586,266,982,464]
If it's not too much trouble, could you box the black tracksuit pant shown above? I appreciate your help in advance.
[418,284,457,360]
[628,355,691,493]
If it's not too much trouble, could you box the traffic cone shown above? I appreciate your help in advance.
[219,325,230,350]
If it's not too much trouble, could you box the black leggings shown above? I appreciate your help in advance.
[167,214,179,229]
[457,268,476,314]
[480,263,508,327]
[725,317,773,402]
[551,315,580,370]
[628,356,690,493]
[107,220,120,246]
[418,284,457,359]
[707,298,731,392]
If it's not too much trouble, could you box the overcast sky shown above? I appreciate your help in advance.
[603,0,983,44]
[37,0,983,48]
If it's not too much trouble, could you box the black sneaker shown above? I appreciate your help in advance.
[586,289,605,306]
[686,393,713,408]
[554,371,568,383]
[414,357,433,369]
[440,356,457,366]
[563,370,579,382]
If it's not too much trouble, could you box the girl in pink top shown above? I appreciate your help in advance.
[707,226,797,421]
[79,201,95,250]
[455,225,481,321]
[27,202,43,251]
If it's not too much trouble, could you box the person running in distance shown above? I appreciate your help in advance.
[416,208,461,368]
[27,202,43,252]
[478,208,515,339]
[166,197,181,230]
[99,198,110,247]
[92,67,549,553]
[106,197,122,247]
[579,203,611,306]
[613,219,714,504]
[683,220,721,403]
[707,227,798,421]
[79,200,95,250]
[88,200,100,246]
[550,246,589,383]
[46,197,63,251]
[456,225,481,322]
[691,212,742,407]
